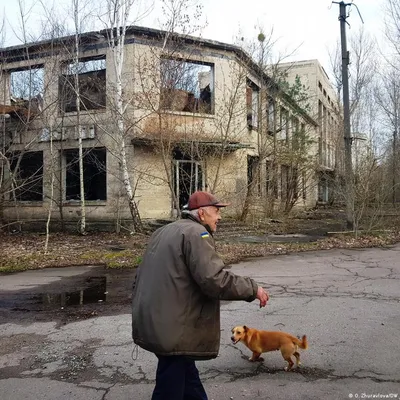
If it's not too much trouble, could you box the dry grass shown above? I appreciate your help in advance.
[1,228,399,273]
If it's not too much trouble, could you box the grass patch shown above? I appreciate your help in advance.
[0,226,399,274]
[105,254,142,269]
[0,262,31,273]
[103,250,132,259]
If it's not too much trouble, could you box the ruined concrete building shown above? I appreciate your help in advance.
[0,26,339,230]
[278,60,343,204]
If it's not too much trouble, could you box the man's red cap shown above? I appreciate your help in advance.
[187,191,230,210]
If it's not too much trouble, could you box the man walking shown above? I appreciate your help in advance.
[132,191,269,399]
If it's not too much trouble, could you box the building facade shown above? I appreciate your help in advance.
[278,59,343,204]
[0,27,321,230]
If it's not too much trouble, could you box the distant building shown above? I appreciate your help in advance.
[278,59,343,204]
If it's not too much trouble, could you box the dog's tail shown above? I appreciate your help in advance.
[294,335,308,350]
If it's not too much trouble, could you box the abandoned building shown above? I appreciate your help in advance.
[0,26,341,230]
[278,60,343,204]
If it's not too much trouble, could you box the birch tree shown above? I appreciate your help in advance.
[130,0,208,216]
[101,0,144,232]
[71,0,86,234]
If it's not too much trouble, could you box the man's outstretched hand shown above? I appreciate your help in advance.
[256,286,269,308]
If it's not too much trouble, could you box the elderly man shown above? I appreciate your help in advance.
[132,191,269,400]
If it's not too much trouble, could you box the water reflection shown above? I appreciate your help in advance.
[38,276,107,308]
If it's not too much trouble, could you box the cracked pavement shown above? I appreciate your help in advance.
[1,245,399,399]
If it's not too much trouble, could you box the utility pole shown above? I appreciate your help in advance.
[393,127,397,207]
[333,1,355,230]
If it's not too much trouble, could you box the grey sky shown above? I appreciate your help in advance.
[1,0,385,73]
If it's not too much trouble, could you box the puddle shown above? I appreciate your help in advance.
[0,266,136,318]
[32,276,107,308]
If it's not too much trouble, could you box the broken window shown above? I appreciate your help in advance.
[301,123,306,149]
[59,57,106,113]
[246,79,259,129]
[247,155,261,196]
[160,59,213,114]
[281,165,289,201]
[8,66,44,114]
[279,107,289,142]
[172,148,203,210]
[302,172,307,200]
[10,151,43,201]
[267,96,275,135]
[266,161,278,198]
[281,165,298,203]
[318,175,329,202]
[292,117,300,149]
[64,147,106,201]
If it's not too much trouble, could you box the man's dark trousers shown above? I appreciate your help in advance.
[151,355,208,400]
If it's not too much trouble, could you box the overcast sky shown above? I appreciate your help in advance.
[1,0,386,73]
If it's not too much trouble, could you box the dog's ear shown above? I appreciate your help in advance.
[243,325,248,332]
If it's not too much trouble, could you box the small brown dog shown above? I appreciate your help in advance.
[231,325,308,370]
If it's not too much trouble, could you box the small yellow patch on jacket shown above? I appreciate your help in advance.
[200,232,209,238]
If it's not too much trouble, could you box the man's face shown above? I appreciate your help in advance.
[198,206,222,232]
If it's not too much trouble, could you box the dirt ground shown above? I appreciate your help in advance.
[1,206,400,273]
[1,207,400,391]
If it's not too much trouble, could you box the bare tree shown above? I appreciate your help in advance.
[384,0,400,57]
[382,0,400,207]
[374,65,400,206]
[0,0,62,244]
[327,27,381,231]
[99,0,145,232]
[238,30,318,221]
[128,0,210,217]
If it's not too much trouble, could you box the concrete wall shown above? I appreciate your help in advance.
[1,32,322,228]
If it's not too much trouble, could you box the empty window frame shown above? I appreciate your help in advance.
[10,151,43,201]
[281,165,289,201]
[291,167,299,201]
[318,100,323,135]
[160,59,214,114]
[281,165,298,202]
[322,105,327,139]
[318,175,329,202]
[266,161,278,198]
[9,66,44,114]
[64,147,107,201]
[172,147,204,210]
[279,107,289,142]
[267,96,275,135]
[246,79,259,129]
[10,67,44,100]
[247,155,261,195]
[59,57,106,113]
[292,117,300,149]
[302,172,307,200]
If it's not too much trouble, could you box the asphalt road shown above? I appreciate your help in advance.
[1,245,399,400]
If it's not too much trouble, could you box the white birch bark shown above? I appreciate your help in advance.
[107,0,143,232]
[73,0,86,234]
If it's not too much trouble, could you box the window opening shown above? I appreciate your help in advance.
[59,57,106,113]
[247,155,261,195]
[267,97,275,135]
[9,67,44,114]
[246,79,259,129]
[10,151,43,201]
[172,148,203,209]
[64,147,107,201]
[160,59,213,114]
